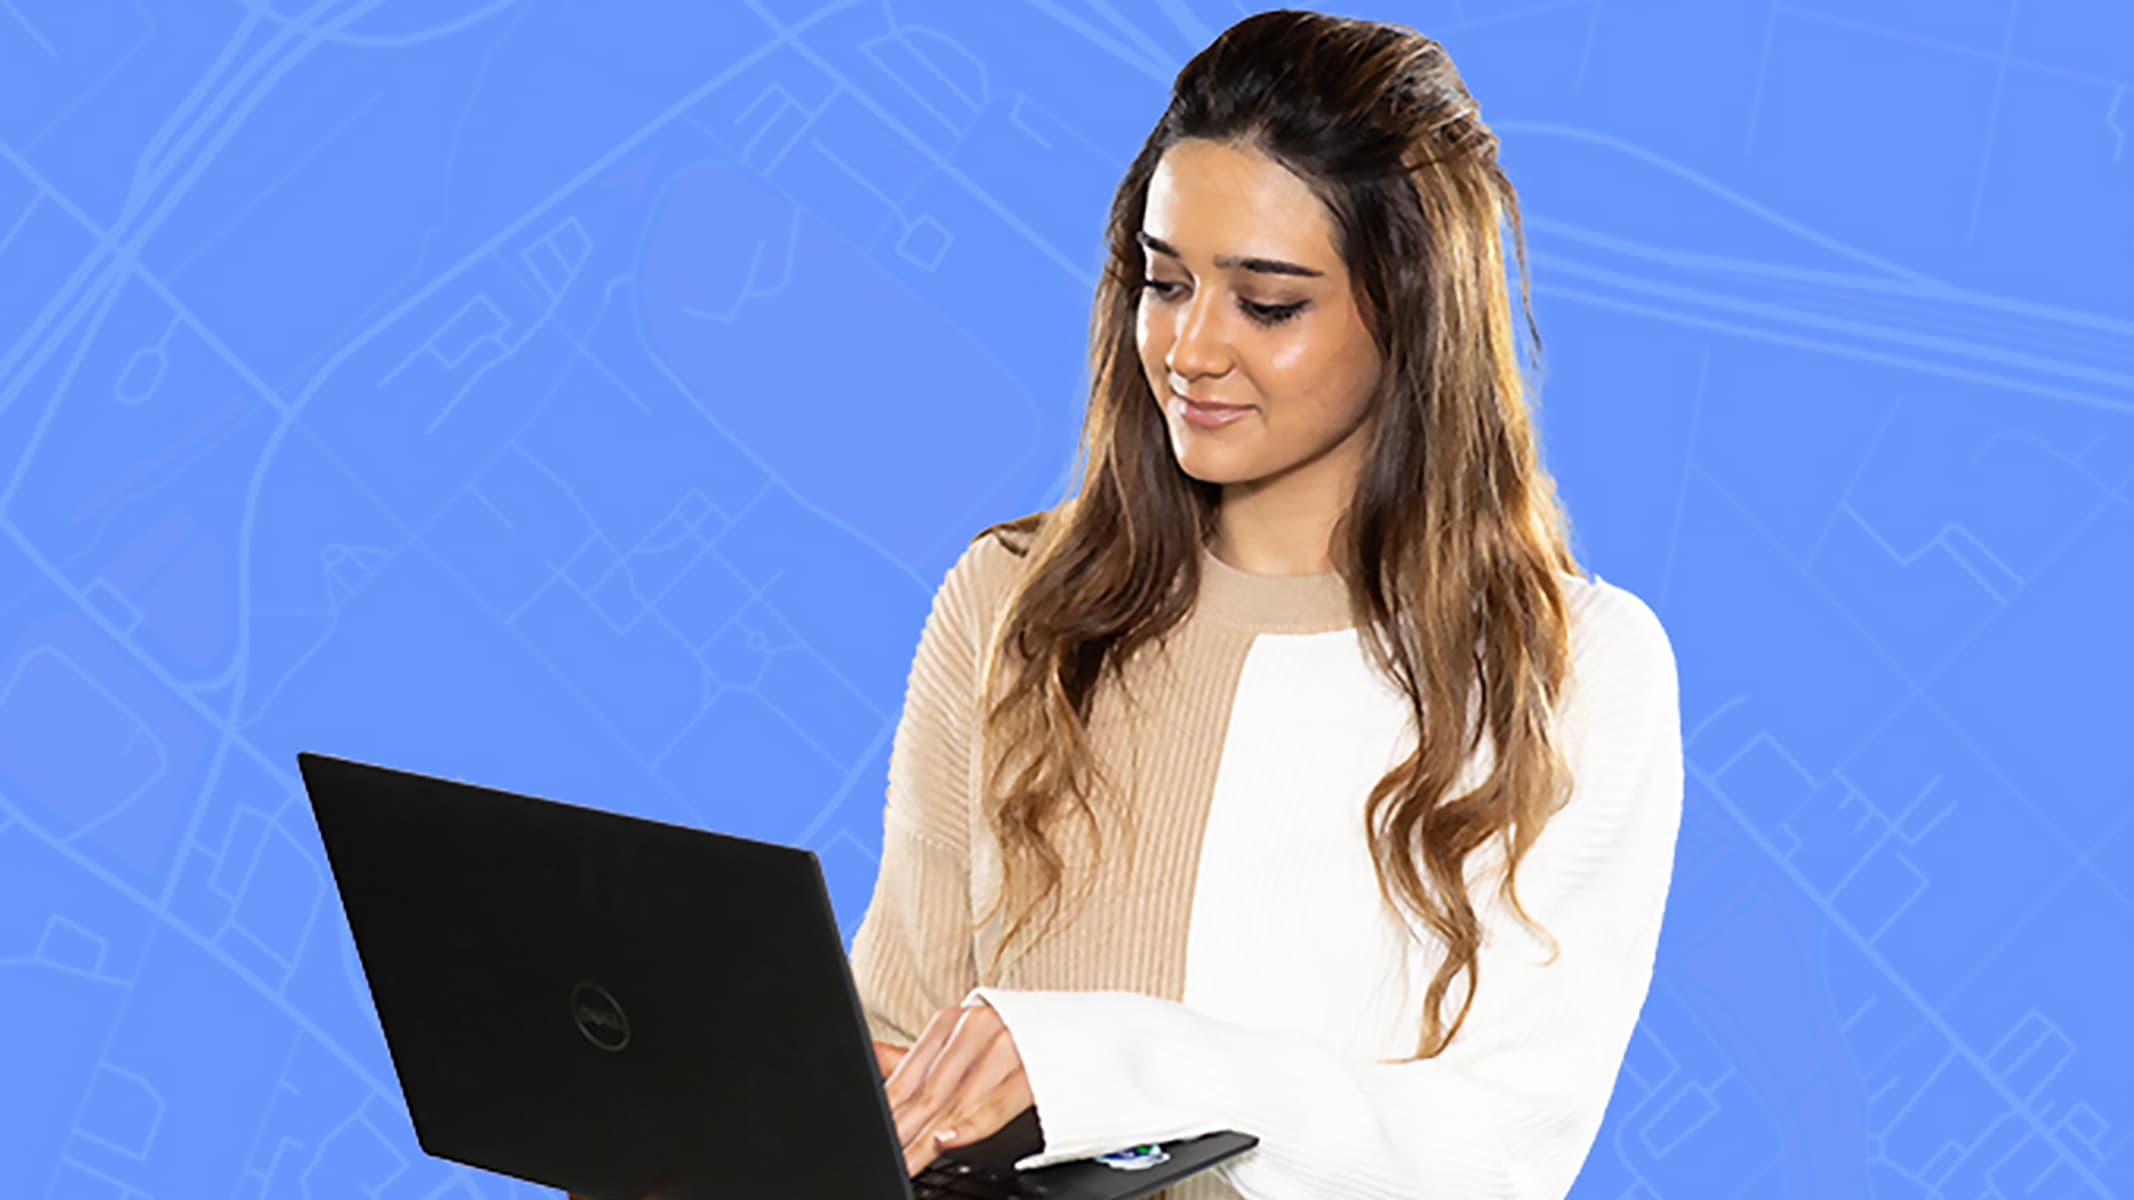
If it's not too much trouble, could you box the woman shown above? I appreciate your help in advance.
[854,8,1683,1199]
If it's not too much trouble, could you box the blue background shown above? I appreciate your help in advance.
[3,1,2130,1196]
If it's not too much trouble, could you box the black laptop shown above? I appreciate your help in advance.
[295,751,1258,1199]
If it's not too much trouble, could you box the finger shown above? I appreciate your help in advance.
[895,1015,982,1149]
[904,1051,1027,1176]
[893,1006,996,1149]
[872,1039,909,1079]
[885,1008,972,1150]
[885,1007,964,1100]
[906,1137,942,1178]
[922,1035,1029,1152]
[883,1012,951,1118]
[902,1015,1024,1163]
[883,1011,954,1116]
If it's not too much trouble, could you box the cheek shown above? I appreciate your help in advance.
[1263,320,1376,401]
[1135,305,1168,372]
[1263,335,1313,377]
[1250,329,1337,414]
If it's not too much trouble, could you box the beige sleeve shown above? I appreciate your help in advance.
[848,535,1004,1045]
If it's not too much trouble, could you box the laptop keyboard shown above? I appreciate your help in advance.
[912,1155,1037,1198]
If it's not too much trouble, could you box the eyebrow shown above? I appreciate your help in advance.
[1136,231,1325,278]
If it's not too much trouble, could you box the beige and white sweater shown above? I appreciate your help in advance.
[848,528,1684,1200]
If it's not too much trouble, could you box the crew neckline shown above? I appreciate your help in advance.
[1194,541,1355,634]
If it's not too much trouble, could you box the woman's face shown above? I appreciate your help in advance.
[1135,138,1384,501]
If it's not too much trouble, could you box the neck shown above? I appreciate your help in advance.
[1211,482,1347,578]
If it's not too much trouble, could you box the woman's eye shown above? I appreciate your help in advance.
[1242,299,1306,326]
[1140,279,1306,326]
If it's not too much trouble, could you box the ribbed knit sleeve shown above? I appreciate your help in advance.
[847,538,999,1046]
[965,585,1685,1198]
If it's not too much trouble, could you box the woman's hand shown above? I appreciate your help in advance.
[874,1038,910,1078]
[882,999,1035,1176]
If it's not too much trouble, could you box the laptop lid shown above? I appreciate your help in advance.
[299,751,1260,1200]
[297,751,913,1199]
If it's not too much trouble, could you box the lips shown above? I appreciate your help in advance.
[1174,390,1250,411]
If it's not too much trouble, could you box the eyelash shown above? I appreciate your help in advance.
[1139,278,1306,326]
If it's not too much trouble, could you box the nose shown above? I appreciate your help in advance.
[1164,287,1230,381]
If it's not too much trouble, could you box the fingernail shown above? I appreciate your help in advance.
[934,1129,956,1144]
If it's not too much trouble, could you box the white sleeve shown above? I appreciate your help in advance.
[964,589,1684,1198]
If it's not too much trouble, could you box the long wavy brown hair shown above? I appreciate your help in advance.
[965,8,1583,1063]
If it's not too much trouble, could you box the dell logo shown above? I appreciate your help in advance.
[570,981,631,1052]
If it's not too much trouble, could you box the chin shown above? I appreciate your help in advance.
[1170,450,1255,487]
